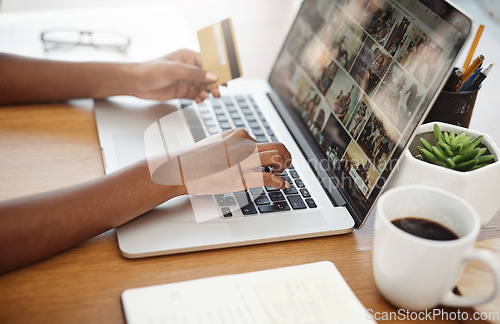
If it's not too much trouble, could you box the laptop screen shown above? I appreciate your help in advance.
[268,0,471,226]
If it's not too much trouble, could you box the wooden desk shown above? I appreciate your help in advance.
[0,100,499,323]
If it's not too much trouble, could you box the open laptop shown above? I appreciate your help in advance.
[94,0,471,258]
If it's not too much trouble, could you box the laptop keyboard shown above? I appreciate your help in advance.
[185,94,317,218]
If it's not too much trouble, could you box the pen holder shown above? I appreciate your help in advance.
[424,87,480,128]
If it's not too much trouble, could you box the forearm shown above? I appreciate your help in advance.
[0,159,184,274]
[0,53,137,105]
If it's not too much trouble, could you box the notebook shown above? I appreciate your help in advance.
[94,0,471,258]
[121,261,375,324]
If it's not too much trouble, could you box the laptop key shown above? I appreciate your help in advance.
[215,195,225,206]
[305,198,317,208]
[258,201,290,213]
[207,126,219,135]
[269,191,285,202]
[235,191,250,206]
[287,195,307,210]
[227,105,238,113]
[255,135,268,143]
[255,195,271,205]
[230,111,241,119]
[216,114,229,122]
[204,119,216,127]
[283,185,298,195]
[224,196,236,206]
[241,107,252,115]
[241,202,258,215]
[233,118,245,127]
[246,115,257,122]
[294,179,305,188]
[221,207,233,217]
[249,121,261,129]
[211,99,222,108]
[249,187,266,197]
[300,188,311,198]
[289,170,300,178]
[252,128,265,136]
[214,107,225,115]
[216,196,236,206]
[201,111,212,119]
[234,191,258,215]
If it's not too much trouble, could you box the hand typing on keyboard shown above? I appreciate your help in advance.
[149,129,292,195]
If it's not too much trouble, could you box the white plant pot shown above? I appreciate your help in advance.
[386,122,500,226]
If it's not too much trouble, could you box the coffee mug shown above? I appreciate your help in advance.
[373,185,500,311]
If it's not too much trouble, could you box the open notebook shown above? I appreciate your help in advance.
[121,261,375,324]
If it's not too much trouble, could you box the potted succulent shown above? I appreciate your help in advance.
[386,122,500,225]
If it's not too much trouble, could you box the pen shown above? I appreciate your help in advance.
[443,67,464,92]
[461,54,484,84]
[463,25,485,69]
[459,62,493,92]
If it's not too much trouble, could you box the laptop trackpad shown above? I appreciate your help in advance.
[113,133,146,168]
[226,212,328,238]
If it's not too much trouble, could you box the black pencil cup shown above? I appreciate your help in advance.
[424,87,480,128]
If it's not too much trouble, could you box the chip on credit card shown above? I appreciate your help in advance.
[197,18,242,88]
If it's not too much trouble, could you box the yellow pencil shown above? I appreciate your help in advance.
[461,54,484,84]
[463,24,485,69]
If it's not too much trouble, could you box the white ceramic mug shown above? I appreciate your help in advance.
[373,185,500,311]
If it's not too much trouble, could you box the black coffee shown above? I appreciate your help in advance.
[391,217,459,241]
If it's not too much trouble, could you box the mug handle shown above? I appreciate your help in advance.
[441,248,500,308]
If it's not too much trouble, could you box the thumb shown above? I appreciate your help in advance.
[170,62,218,83]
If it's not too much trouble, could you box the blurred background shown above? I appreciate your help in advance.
[0,0,499,146]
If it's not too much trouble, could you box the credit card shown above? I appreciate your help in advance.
[197,18,242,88]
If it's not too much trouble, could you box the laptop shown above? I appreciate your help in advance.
[94,0,471,258]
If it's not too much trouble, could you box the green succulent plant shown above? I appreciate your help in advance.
[416,124,495,172]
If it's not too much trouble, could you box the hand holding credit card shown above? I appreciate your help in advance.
[197,18,242,88]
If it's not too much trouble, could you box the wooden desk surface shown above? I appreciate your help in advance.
[0,101,499,324]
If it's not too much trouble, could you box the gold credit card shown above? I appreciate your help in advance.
[197,18,242,88]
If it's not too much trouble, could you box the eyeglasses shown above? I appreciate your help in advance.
[40,29,131,53]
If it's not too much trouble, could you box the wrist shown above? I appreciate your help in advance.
[137,159,188,200]
[110,62,141,97]
[90,61,140,98]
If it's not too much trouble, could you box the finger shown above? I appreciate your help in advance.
[169,62,218,84]
[185,82,211,102]
[176,81,191,98]
[223,128,256,141]
[257,150,287,173]
[256,142,292,169]
[186,82,201,101]
[193,84,209,103]
[164,49,201,68]
[244,171,288,189]
[196,89,209,102]
[209,86,221,98]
